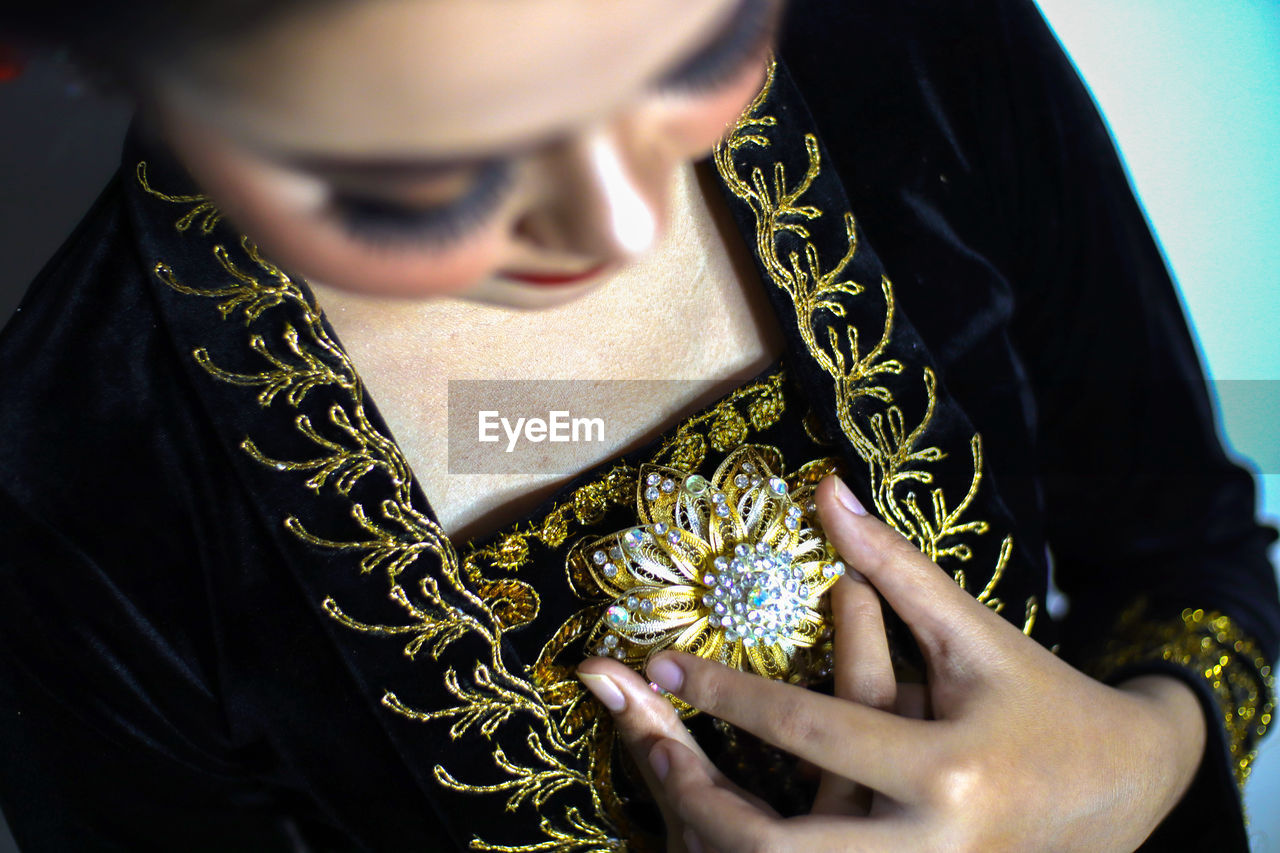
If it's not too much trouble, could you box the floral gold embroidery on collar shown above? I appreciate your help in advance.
[569,446,842,688]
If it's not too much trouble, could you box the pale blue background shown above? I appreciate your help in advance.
[1035,0,1280,845]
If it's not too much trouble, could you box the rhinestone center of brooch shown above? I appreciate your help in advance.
[570,446,845,686]
[703,542,809,647]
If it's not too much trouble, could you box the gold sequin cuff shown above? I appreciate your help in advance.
[1085,603,1275,788]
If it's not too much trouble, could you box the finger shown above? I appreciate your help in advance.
[813,573,895,815]
[656,739,782,852]
[816,476,1003,658]
[578,656,719,846]
[662,740,914,853]
[646,651,933,802]
[831,571,895,711]
[578,656,707,758]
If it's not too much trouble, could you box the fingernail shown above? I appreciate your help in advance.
[649,743,670,781]
[578,672,626,713]
[646,656,684,693]
[832,476,868,516]
[682,828,705,853]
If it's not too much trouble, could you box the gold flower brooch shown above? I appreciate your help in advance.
[569,446,845,686]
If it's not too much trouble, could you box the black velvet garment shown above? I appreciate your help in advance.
[1,1,1277,850]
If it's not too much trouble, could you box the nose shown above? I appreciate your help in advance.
[514,126,666,263]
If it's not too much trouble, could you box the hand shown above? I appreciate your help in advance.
[577,520,920,850]
[579,476,1207,852]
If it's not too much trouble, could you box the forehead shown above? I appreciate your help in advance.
[159,0,734,157]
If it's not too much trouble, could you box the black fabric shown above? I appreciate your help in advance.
[0,0,1276,850]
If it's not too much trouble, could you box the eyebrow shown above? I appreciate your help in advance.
[279,0,770,181]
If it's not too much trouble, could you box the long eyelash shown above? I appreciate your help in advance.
[657,0,777,95]
[331,160,513,249]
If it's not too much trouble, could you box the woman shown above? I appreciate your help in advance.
[0,0,1275,850]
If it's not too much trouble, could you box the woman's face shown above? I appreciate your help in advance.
[150,0,782,308]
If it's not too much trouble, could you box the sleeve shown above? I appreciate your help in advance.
[0,487,307,852]
[990,1,1279,846]
[0,176,321,850]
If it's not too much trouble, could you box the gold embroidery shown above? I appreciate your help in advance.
[712,61,1035,631]
[142,169,629,851]
[137,162,223,234]
[1087,602,1275,789]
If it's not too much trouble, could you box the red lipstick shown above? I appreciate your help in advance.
[501,264,609,286]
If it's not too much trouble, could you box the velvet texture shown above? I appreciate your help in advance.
[1,0,1276,850]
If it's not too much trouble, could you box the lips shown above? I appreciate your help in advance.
[501,264,610,286]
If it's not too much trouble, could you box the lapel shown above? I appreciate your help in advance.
[125,56,1040,851]
[713,60,1041,630]
[126,134,491,845]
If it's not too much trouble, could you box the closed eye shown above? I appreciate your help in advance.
[328,159,513,249]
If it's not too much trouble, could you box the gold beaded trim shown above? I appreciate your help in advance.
[1087,602,1274,788]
